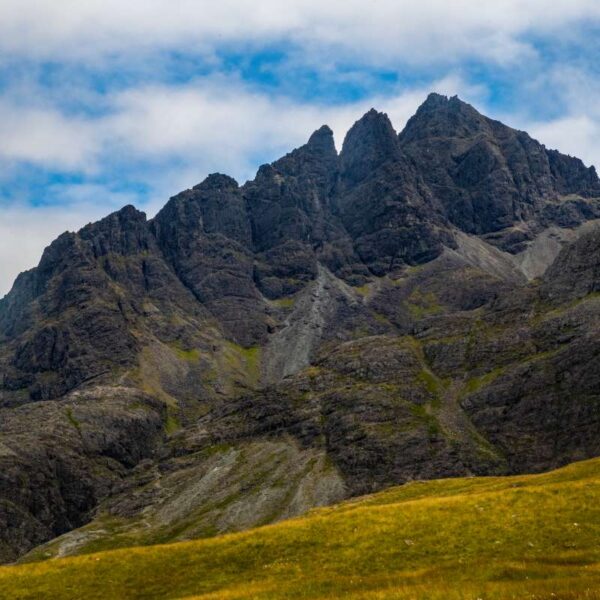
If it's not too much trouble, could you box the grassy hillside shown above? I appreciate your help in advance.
[1,458,600,599]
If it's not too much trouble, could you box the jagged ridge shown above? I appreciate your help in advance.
[0,93,599,563]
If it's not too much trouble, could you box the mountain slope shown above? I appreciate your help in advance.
[21,250,600,561]
[0,93,600,563]
[2,457,600,599]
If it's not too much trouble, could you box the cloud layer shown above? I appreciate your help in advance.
[2,1,599,65]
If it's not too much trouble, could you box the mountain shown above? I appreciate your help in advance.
[2,457,600,599]
[1,93,599,563]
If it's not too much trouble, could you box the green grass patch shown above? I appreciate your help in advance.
[271,297,296,309]
[223,341,262,388]
[64,408,81,432]
[353,284,370,297]
[534,291,600,323]
[416,369,447,398]
[409,403,441,436]
[169,341,201,362]
[406,288,444,319]
[463,366,505,394]
[4,458,600,598]
[372,312,392,325]
[164,412,181,435]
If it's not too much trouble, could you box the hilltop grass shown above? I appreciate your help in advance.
[1,458,600,599]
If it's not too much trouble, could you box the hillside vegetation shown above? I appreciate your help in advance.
[1,457,599,599]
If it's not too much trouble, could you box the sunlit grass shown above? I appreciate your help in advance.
[1,458,600,599]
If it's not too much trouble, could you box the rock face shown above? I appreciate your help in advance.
[542,226,600,301]
[1,93,600,562]
[0,387,165,562]
[399,93,600,251]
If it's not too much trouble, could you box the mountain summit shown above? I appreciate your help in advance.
[1,94,600,563]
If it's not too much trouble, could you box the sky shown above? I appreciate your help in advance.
[0,1,599,297]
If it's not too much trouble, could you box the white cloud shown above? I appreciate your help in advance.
[0,100,99,170]
[102,73,487,188]
[0,73,480,181]
[0,1,598,66]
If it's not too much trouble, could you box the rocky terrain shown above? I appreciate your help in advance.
[1,93,599,563]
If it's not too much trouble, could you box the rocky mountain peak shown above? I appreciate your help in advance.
[340,108,401,185]
[342,108,399,154]
[267,124,338,179]
[416,91,473,114]
[77,204,149,246]
[117,203,146,219]
[306,124,337,156]
[77,204,151,258]
[400,93,488,144]
[397,94,600,245]
[420,91,450,108]
[193,173,239,191]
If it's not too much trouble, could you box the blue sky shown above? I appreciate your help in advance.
[1,0,599,295]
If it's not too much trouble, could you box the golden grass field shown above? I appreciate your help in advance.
[1,457,600,599]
